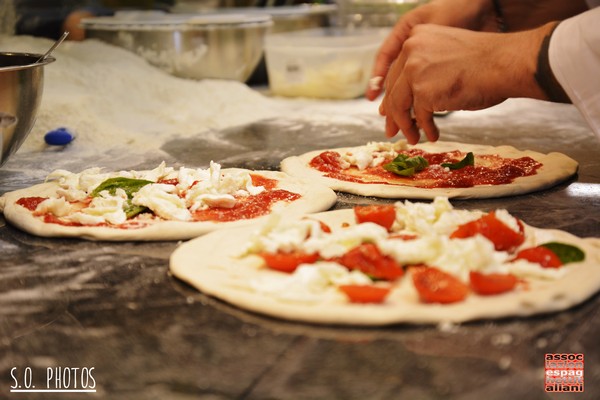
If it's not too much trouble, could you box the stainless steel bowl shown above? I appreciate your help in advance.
[0,52,54,167]
[82,12,272,82]
[185,5,337,84]
[171,4,337,33]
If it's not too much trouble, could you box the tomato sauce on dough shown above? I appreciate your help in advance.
[309,149,542,188]
[193,190,301,222]
[16,176,300,227]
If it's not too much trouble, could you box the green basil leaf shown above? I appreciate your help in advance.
[91,177,153,199]
[383,154,429,177]
[441,152,475,170]
[541,242,585,264]
[91,177,154,219]
[124,204,149,219]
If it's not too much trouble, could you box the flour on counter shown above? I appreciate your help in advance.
[0,36,279,152]
[0,35,382,160]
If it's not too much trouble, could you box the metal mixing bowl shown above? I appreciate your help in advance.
[171,4,337,34]
[0,52,54,167]
[82,12,272,82]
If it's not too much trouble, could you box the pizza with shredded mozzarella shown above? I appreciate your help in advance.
[0,162,337,241]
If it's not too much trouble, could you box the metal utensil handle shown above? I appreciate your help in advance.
[37,31,69,63]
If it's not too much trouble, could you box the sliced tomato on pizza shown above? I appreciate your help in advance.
[170,198,598,326]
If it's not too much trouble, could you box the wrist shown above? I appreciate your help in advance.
[534,22,571,103]
[490,23,556,101]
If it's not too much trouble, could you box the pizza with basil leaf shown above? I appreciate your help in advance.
[280,140,578,199]
[170,197,600,325]
[0,162,336,241]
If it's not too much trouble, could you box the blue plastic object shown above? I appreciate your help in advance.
[44,127,75,146]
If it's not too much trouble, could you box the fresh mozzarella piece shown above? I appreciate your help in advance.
[303,222,389,258]
[348,148,376,170]
[207,161,221,188]
[219,170,262,196]
[46,168,78,183]
[432,209,483,236]
[79,170,111,194]
[432,236,509,281]
[243,175,265,196]
[48,168,106,201]
[55,187,89,203]
[35,197,75,217]
[310,262,373,286]
[136,161,173,182]
[191,194,237,210]
[248,218,322,254]
[133,183,191,221]
[377,235,444,267]
[393,196,481,235]
[186,186,233,211]
[67,212,107,226]
[245,218,389,257]
[47,167,103,188]
[75,188,128,225]
[508,259,567,280]
[175,167,209,191]
[340,140,407,170]
[379,234,510,281]
[185,163,265,210]
[249,262,371,303]
[494,209,522,233]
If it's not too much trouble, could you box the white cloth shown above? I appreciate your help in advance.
[549,7,600,138]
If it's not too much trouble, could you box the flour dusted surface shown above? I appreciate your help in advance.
[0,36,286,151]
[0,35,382,156]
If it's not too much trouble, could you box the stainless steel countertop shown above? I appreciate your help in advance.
[1,98,598,399]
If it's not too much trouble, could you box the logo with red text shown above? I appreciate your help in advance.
[545,353,584,392]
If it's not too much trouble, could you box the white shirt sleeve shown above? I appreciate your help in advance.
[549,7,600,137]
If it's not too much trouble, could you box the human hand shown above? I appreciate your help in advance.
[365,0,497,101]
[379,23,555,143]
[62,10,95,41]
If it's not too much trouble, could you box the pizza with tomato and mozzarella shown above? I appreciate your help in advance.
[0,162,337,241]
[170,197,600,325]
[280,140,578,199]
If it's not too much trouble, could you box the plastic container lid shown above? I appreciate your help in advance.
[265,27,389,50]
[81,11,272,30]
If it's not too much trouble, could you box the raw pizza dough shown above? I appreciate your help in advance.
[170,207,600,326]
[0,169,337,241]
[280,141,579,199]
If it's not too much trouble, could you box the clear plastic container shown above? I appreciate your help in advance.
[264,28,388,99]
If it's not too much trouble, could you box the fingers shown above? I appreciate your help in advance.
[383,74,422,144]
[413,106,440,143]
[365,20,413,101]
[380,48,423,144]
[378,24,446,144]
